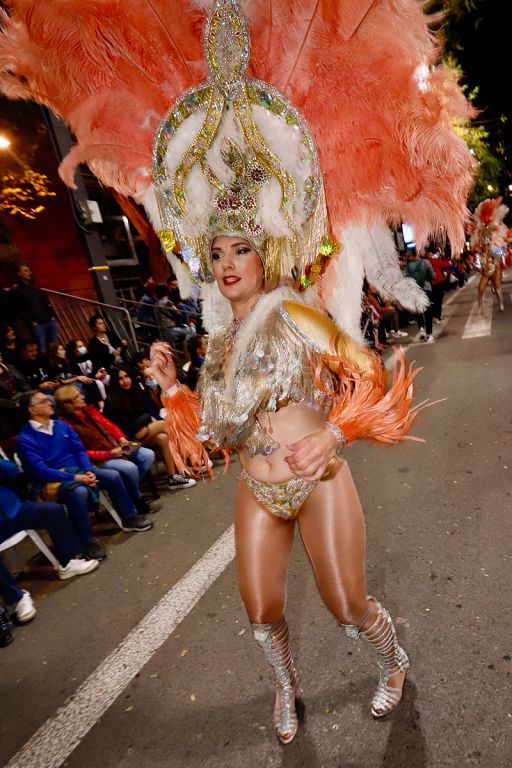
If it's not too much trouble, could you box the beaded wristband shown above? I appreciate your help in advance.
[164,383,181,397]
[323,422,347,456]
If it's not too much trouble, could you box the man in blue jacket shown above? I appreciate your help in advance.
[16,392,153,561]
[0,458,99,632]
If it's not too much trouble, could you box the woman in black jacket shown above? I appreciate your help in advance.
[104,366,194,490]
[87,315,128,373]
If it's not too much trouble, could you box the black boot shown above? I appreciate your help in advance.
[0,606,14,647]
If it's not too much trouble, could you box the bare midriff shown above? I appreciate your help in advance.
[239,400,327,483]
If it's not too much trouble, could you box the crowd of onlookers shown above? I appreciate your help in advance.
[362,245,473,349]
[0,264,208,648]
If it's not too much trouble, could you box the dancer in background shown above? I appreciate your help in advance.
[471,197,508,313]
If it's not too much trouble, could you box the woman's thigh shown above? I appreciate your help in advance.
[102,458,139,482]
[491,270,501,290]
[235,478,296,624]
[137,420,166,444]
[131,447,155,477]
[478,274,489,292]
[298,460,368,624]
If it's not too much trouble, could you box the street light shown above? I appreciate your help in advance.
[487,184,494,192]
[0,135,11,149]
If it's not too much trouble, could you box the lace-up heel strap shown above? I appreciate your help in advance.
[252,617,299,744]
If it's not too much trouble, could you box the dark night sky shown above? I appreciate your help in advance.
[446,0,512,177]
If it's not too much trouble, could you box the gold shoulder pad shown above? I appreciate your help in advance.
[279,300,373,375]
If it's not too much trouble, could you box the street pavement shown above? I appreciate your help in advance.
[1,275,511,768]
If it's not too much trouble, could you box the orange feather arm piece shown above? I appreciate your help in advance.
[324,347,428,446]
[162,387,212,477]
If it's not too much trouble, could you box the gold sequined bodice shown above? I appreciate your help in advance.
[198,299,333,453]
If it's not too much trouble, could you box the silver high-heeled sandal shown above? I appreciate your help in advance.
[342,596,409,718]
[252,617,299,744]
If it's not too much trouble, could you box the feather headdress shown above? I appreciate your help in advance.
[470,196,509,253]
[0,0,476,335]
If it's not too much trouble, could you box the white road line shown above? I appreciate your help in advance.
[462,294,493,339]
[5,525,236,768]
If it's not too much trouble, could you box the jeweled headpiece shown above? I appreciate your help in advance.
[153,0,327,287]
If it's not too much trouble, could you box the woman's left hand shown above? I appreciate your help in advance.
[285,429,339,481]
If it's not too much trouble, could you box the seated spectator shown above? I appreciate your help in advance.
[137,277,158,329]
[0,352,32,441]
[183,335,207,391]
[155,284,190,347]
[88,314,128,373]
[66,338,108,403]
[165,276,202,329]
[365,285,408,340]
[16,392,153,559]
[0,324,21,368]
[131,352,162,413]
[16,340,57,392]
[105,366,196,490]
[54,385,155,515]
[0,459,99,627]
[13,264,58,354]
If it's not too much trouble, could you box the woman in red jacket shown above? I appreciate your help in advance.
[54,385,155,515]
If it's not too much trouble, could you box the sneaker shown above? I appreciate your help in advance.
[433,317,442,324]
[425,334,435,343]
[121,515,154,532]
[13,590,36,624]
[167,475,197,490]
[0,607,14,647]
[419,329,427,340]
[135,497,151,515]
[83,541,107,561]
[58,557,99,580]
[395,330,408,337]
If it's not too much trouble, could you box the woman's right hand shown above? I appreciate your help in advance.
[149,342,177,392]
[110,446,123,458]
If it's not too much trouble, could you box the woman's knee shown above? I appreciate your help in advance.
[244,598,285,625]
[333,595,369,627]
[68,485,89,503]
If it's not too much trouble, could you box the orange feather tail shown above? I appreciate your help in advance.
[162,387,211,477]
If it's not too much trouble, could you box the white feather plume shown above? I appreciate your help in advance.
[200,282,233,333]
[362,223,429,312]
[322,225,365,342]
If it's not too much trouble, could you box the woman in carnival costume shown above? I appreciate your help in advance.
[0,0,474,744]
[470,197,508,314]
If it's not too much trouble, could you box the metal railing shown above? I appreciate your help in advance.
[116,296,201,349]
[42,289,139,352]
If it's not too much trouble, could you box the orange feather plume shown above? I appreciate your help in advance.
[0,0,475,251]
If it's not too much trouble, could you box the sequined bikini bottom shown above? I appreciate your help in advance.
[240,467,319,520]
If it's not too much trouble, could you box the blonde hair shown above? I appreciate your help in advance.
[54,385,81,417]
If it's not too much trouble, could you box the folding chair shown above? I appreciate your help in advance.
[0,530,60,570]
[98,491,123,529]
